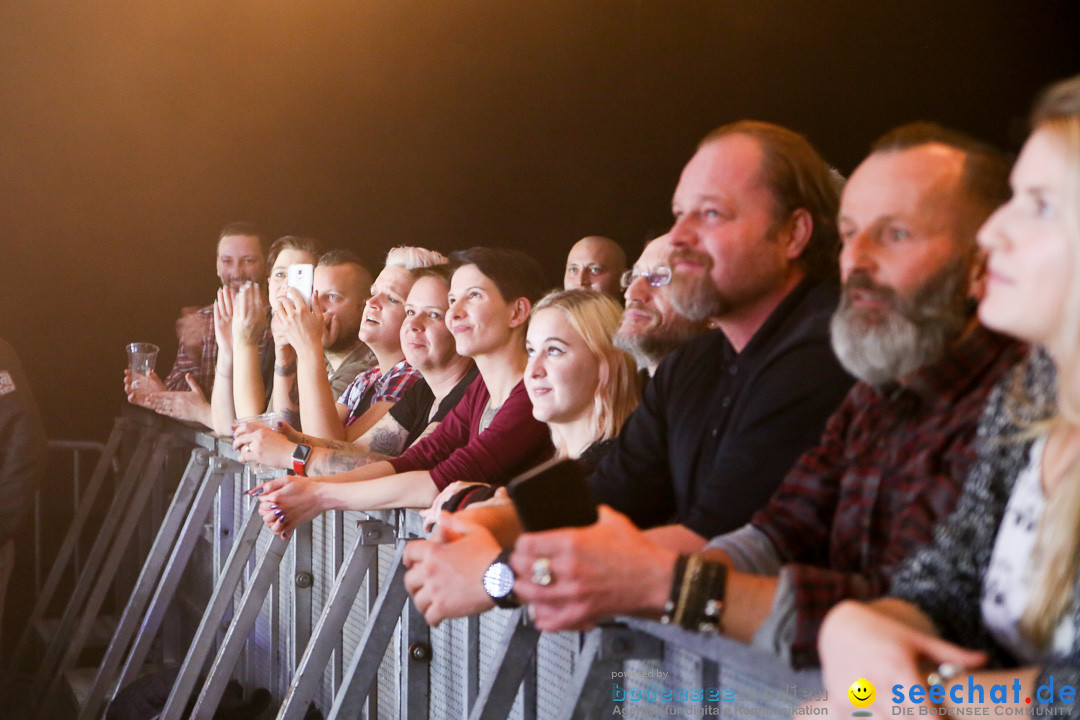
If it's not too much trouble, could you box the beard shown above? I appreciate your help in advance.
[615,303,705,372]
[667,248,728,322]
[830,260,971,386]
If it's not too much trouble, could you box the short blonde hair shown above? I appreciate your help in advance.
[531,289,641,456]
[385,246,448,271]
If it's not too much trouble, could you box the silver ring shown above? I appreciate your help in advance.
[531,557,554,586]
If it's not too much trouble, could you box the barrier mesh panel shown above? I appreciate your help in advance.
[536,631,578,719]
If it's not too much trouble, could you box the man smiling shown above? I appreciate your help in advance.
[512,123,1024,670]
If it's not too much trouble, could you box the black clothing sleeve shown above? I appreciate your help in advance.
[0,337,47,544]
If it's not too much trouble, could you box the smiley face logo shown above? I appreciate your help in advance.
[848,678,876,709]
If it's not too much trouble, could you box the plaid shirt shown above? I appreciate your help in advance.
[338,358,422,427]
[750,326,1024,668]
[163,303,273,395]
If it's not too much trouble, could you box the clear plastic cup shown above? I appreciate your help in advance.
[126,342,159,400]
[233,411,286,474]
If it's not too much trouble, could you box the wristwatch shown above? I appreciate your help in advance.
[291,443,313,477]
[482,548,520,609]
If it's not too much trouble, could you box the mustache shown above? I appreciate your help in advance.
[669,247,713,271]
[841,271,899,308]
[623,298,660,321]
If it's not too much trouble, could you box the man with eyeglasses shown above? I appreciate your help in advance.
[512,123,1023,672]
[615,234,710,377]
[563,235,626,299]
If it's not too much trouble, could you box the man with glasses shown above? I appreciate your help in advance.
[615,234,710,377]
[562,235,626,299]
[513,124,1022,671]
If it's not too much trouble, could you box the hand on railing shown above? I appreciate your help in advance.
[233,420,295,470]
[247,475,328,540]
[403,512,502,626]
[510,505,677,632]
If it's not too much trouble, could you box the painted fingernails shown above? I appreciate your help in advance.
[249,488,264,497]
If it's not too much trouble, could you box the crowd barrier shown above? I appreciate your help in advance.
[11,406,824,719]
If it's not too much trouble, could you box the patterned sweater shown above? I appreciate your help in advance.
[891,348,1080,714]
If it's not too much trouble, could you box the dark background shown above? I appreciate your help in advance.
[0,0,1077,444]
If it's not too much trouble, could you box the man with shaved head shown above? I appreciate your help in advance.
[563,235,627,298]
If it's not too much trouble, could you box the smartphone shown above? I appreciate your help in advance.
[287,264,315,308]
[507,457,599,532]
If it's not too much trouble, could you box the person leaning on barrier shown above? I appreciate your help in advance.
[247,247,554,537]
[817,73,1080,719]
[208,236,327,435]
[508,122,1025,669]
[124,222,273,429]
[563,235,627,299]
[269,246,441,444]
[0,335,46,646]
[402,289,641,625]
[614,233,711,378]
[586,120,854,553]
[235,265,477,475]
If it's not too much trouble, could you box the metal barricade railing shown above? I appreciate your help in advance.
[37,439,114,594]
[22,410,824,719]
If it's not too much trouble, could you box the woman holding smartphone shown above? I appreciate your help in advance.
[817,74,1080,716]
[210,236,321,435]
[248,246,553,535]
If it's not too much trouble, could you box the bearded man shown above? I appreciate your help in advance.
[614,234,710,377]
[509,124,1025,670]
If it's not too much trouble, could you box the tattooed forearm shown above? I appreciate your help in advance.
[312,449,391,475]
[274,361,297,377]
[368,425,408,456]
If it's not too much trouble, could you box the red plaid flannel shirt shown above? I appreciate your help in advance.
[750,326,1024,668]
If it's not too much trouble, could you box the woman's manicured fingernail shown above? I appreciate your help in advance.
[250,488,264,497]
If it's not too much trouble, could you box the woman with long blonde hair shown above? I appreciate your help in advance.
[818,74,1080,716]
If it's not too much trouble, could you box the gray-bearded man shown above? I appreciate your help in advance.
[512,123,1026,670]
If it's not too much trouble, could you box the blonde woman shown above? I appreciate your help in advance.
[818,74,1080,716]
[432,288,640,511]
[403,289,643,625]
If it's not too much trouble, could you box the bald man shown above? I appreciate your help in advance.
[563,235,626,298]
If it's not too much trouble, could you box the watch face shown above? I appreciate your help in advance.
[483,562,515,599]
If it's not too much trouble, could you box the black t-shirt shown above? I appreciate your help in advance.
[389,365,479,448]
[588,277,854,539]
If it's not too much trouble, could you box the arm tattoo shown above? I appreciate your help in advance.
[368,425,408,456]
[274,360,297,377]
[313,449,391,475]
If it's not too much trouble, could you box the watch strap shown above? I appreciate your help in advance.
[292,443,312,477]
[485,548,520,609]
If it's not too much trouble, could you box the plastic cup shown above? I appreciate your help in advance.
[127,342,159,397]
[234,411,286,474]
